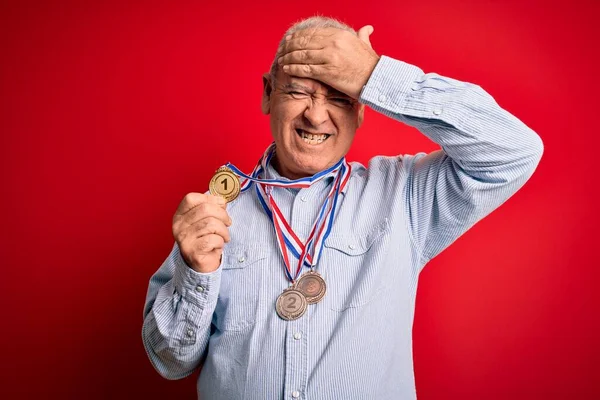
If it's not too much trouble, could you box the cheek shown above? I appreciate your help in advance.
[336,112,360,136]
[272,101,307,126]
[270,109,289,138]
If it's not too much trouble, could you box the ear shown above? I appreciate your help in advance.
[357,104,365,127]
[261,73,272,115]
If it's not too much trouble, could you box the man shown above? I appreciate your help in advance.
[142,16,543,399]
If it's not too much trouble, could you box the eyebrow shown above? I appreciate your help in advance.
[281,83,315,94]
[327,89,349,98]
[281,83,350,98]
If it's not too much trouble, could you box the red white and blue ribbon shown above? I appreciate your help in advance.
[224,143,351,283]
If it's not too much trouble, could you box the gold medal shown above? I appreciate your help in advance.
[209,166,240,202]
[296,270,327,304]
[275,287,308,321]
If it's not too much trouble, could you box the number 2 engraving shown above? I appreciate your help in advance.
[287,296,296,309]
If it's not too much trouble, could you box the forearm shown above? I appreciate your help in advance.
[142,243,221,379]
[360,55,544,184]
[360,56,544,263]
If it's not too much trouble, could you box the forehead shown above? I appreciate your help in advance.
[274,68,345,96]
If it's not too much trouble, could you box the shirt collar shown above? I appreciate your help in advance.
[265,160,350,195]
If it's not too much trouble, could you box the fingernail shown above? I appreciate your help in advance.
[278,57,283,64]
[286,35,292,41]
[283,65,289,72]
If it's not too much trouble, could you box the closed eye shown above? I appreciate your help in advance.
[330,97,353,106]
[289,91,309,99]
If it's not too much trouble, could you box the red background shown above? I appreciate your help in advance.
[1,0,598,398]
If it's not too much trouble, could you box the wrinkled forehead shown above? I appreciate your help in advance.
[274,67,346,96]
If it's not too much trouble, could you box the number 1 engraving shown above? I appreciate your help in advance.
[221,178,228,191]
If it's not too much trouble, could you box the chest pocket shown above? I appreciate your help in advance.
[212,244,267,332]
[321,220,391,312]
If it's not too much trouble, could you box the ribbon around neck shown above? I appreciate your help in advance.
[225,142,351,283]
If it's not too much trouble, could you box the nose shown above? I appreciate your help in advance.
[303,98,330,128]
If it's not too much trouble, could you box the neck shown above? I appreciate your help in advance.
[271,155,311,180]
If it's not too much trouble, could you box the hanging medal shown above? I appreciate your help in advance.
[296,270,326,304]
[275,286,308,321]
[291,160,350,306]
[222,143,352,320]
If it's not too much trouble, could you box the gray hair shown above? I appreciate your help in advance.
[269,16,356,86]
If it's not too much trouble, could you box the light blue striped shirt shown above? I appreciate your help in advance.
[142,56,543,399]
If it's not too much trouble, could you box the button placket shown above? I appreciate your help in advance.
[292,186,321,240]
[284,318,308,400]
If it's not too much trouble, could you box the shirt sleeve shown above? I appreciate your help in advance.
[359,55,544,268]
[141,242,222,379]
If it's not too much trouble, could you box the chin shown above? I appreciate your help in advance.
[296,160,332,175]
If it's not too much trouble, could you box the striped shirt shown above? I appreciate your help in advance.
[142,56,543,399]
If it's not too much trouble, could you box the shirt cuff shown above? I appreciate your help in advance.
[172,245,222,309]
[359,55,424,112]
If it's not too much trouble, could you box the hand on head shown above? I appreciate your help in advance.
[276,25,379,100]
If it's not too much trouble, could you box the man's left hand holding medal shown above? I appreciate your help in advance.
[172,167,240,272]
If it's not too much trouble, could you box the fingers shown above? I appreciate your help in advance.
[285,26,337,42]
[189,216,231,243]
[193,233,226,254]
[179,234,225,271]
[277,28,333,57]
[181,202,232,227]
[173,192,231,273]
[278,49,327,67]
[180,234,225,256]
[278,37,326,56]
[281,64,326,79]
[357,25,374,47]
[176,192,226,215]
[279,26,372,56]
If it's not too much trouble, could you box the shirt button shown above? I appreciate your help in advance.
[195,285,205,293]
[300,196,307,202]
[293,332,302,340]
[186,328,194,337]
[238,256,245,263]
[433,108,443,115]
[292,391,300,398]
[348,244,356,250]
[378,94,387,103]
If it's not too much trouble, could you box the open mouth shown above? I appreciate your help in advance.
[295,129,331,145]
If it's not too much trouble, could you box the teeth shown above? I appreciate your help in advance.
[300,130,328,145]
